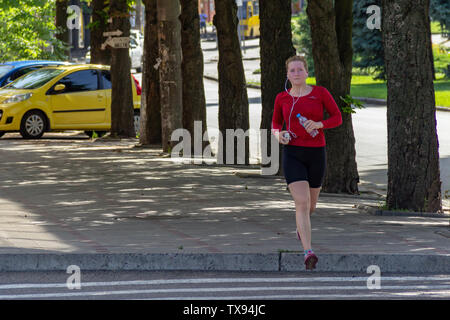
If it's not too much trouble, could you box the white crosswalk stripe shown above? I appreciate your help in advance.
[0,275,449,299]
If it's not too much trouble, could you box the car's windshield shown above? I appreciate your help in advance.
[6,68,65,89]
[0,65,14,78]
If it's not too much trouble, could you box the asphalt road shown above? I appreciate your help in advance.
[0,270,449,300]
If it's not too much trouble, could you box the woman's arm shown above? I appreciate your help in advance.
[320,87,342,129]
[271,94,284,137]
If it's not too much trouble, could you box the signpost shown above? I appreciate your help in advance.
[102,36,130,50]
[103,29,123,37]
[101,30,129,50]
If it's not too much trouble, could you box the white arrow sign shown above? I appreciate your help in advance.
[101,36,130,50]
[101,37,113,50]
[103,29,123,37]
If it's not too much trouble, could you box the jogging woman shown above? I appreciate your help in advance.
[272,55,342,270]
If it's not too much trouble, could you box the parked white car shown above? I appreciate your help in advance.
[130,29,144,48]
[130,37,143,73]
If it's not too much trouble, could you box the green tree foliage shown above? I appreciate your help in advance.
[430,0,450,33]
[352,0,385,80]
[353,0,449,80]
[0,0,68,62]
[292,10,314,76]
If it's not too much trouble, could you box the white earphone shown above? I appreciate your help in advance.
[284,78,299,140]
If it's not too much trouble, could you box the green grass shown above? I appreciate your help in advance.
[431,21,444,34]
[249,76,450,107]
[306,76,388,100]
[349,75,388,100]
[305,75,450,107]
[348,75,449,108]
[434,79,450,107]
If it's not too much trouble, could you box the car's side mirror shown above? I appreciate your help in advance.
[54,84,66,91]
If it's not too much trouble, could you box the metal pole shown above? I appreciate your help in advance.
[242,3,245,54]
[237,5,242,50]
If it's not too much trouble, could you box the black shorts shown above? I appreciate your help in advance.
[282,145,326,188]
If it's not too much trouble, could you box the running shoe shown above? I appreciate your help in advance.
[304,252,318,270]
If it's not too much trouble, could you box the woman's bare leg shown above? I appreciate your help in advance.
[288,180,312,251]
[309,187,321,215]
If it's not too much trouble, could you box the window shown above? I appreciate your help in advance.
[6,68,65,89]
[100,70,112,90]
[57,69,99,93]
[130,37,138,48]
[9,67,40,82]
[0,65,13,78]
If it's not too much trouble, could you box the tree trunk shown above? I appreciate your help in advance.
[157,0,183,153]
[306,0,359,194]
[213,0,249,165]
[109,0,135,138]
[90,0,111,65]
[382,0,442,212]
[140,0,162,145]
[259,0,296,175]
[135,0,142,30]
[55,0,70,58]
[180,0,209,157]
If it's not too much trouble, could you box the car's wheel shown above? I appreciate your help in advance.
[85,131,107,138]
[0,132,5,138]
[20,110,46,139]
[134,109,140,137]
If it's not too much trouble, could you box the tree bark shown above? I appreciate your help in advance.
[157,0,183,153]
[90,0,112,65]
[259,0,296,175]
[382,0,442,212]
[306,0,359,194]
[180,0,209,157]
[140,0,162,145]
[213,0,249,165]
[109,0,135,138]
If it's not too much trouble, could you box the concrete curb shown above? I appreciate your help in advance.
[1,253,448,273]
[356,97,449,112]
[282,253,450,273]
[356,204,450,218]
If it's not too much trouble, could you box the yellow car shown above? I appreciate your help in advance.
[0,64,141,139]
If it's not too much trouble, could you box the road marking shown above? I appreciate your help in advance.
[1,276,449,290]
[147,292,450,300]
[1,285,450,299]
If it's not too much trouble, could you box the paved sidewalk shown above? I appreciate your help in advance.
[0,34,448,274]
[0,135,449,273]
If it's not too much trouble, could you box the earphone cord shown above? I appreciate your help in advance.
[285,78,298,139]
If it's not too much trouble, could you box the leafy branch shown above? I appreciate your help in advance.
[339,95,365,114]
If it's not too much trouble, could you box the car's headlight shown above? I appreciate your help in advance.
[1,93,32,104]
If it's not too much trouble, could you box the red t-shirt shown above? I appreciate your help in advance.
[271,85,342,147]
